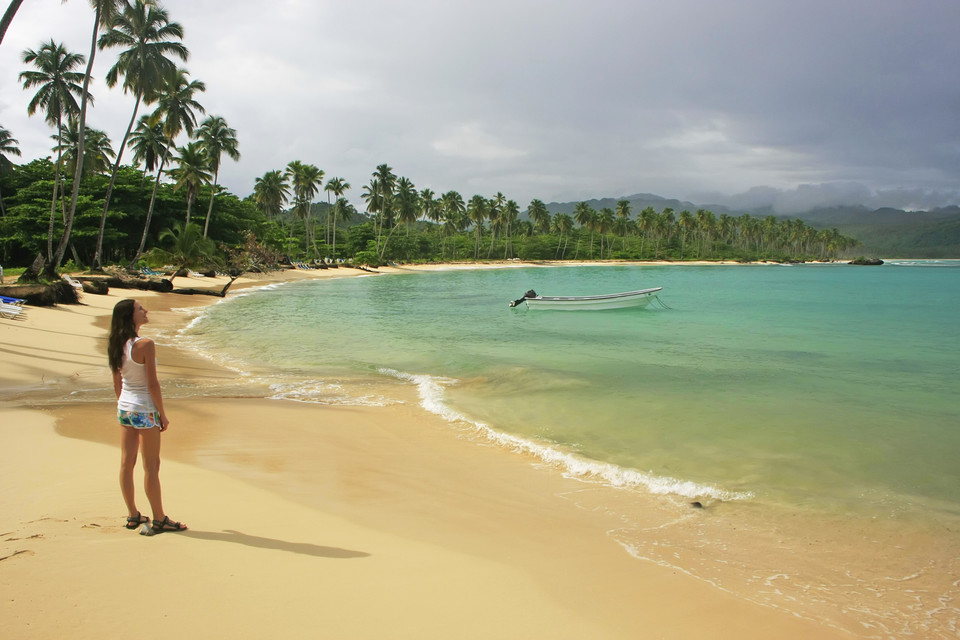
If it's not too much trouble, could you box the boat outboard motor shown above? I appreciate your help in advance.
[509,289,538,308]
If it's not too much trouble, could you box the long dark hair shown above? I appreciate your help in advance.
[108,299,138,373]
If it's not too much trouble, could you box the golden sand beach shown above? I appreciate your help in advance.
[0,265,849,639]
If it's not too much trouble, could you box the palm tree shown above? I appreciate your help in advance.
[93,0,187,268]
[253,169,290,253]
[54,120,115,178]
[329,197,355,259]
[467,194,488,259]
[637,206,655,259]
[157,221,215,286]
[528,198,550,234]
[382,176,418,259]
[361,177,382,224]
[502,199,519,259]
[324,177,350,257]
[372,163,396,254]
[573,202,596,259]
[53,0,125,275]
[20,40,85,263]
[196,115,239,238]
[130,68,206,266]
[615,199,631,250]
[419,188,437,224]
[677,210,694,260]
[169,141,211,226]
[486,192,506,258]
[439,190,465,260]
[0,125,21,217]
[128,112,169,180]
[285,161,324,256]
[253,169,289,219]
[597,207,615,259]
[654,207,675,258]
[552,213,573,259]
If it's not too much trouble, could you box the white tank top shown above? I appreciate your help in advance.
[117,337,158,413]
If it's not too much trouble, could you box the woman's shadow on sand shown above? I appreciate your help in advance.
[180,529,369,559]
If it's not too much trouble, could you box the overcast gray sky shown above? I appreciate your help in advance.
[2,0,958,214]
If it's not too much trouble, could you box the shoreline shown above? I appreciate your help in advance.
[0,264,947,638]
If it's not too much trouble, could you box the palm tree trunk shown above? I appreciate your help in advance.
[0,0,23,46]
[46,179,58,261]
[94,93,142,269]
[130,151,169,267]
[51,5,100,276]
[331,216,338,259]
[202,169,219,238]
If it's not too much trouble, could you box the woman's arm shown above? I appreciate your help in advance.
[112,369,123,399]
[134,338,169,431]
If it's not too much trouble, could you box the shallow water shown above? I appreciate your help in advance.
[177,261,960,637]
[180,262,960,513]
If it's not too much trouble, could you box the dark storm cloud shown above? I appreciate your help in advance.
[1,0,958,211]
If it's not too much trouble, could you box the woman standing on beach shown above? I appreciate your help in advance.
[108,299,186,534]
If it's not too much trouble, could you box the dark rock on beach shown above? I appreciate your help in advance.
[849,257,884,265]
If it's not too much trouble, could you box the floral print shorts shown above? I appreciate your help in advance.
[117,409,161,429]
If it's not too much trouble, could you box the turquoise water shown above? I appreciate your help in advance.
[180,261,960,517]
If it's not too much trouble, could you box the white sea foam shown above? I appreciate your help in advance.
[380,367,753,503]
[267,380,396,406]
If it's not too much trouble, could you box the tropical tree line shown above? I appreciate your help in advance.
[0,0,857,277]
[1,0,241,280]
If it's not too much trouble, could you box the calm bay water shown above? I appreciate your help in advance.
[175,260,960,636]
[180,261,960,518]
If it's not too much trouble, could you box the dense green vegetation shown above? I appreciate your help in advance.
[0,0,858,277]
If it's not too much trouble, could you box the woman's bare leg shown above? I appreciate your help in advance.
[140,426,165,522]
[119,426,140,517]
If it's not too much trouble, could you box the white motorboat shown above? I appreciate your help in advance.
[509,287,663,310]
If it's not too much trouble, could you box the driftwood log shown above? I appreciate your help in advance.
[0,280,79,306]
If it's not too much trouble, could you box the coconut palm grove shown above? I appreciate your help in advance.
[0,0,857,282]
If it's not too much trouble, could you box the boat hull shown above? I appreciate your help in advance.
[523,287,662,310]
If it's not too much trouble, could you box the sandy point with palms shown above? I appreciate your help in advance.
[0,265,848,639]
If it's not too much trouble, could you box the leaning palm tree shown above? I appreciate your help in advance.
[93,0,187,268]
[196,115,239,238]
[157,220,215,286]
[0,125,21,217]
[168,141,211,226]
[130,68,206,266]
[51,0,125,276]
[0,1,25,46]
[19,40,85,264]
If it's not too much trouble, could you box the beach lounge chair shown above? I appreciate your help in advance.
[63,275,84,292]
[0,296,25,320]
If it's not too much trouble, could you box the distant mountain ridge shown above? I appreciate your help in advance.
[543,194,960,258]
